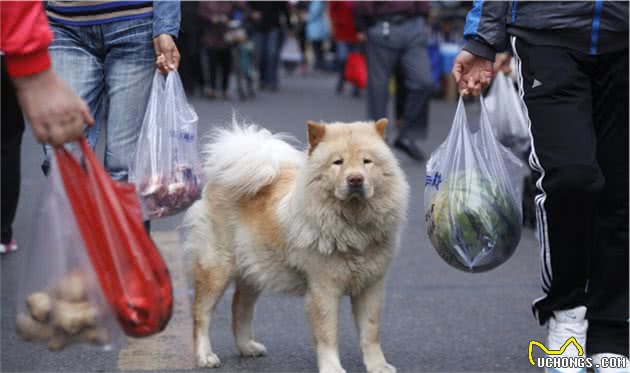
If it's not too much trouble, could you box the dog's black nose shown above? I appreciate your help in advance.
[346,174,364,188]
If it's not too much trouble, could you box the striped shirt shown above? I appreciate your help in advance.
[46,1,153,26]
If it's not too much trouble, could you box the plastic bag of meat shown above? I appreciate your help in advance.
[130,71,203,219]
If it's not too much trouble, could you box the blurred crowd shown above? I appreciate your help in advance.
[178,1,469,98]
[178,1,470,160]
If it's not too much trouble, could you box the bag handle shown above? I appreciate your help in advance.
[449,95,502,138]
[478,95,495,136]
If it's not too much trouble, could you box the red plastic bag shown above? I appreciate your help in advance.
[54,139,173,337]
[344,52,367,89]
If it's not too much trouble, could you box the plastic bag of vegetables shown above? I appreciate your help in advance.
[424,97,527,272]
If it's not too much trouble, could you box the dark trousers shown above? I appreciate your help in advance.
[365,17,432,141]
[253,28,281,86]
[394,63,406,121]
[512,37,629,356]
[1,62,25,244]
[206,48,232,92]
[177,31,203,95]
[311,40,325,71]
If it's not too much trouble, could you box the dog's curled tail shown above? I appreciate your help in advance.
[202,122,303,199]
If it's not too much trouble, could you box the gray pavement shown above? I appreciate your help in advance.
[1,72,545,372]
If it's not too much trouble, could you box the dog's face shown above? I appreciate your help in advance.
[305,119,394,202]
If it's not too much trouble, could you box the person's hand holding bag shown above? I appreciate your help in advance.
[452,50,493,96]
[153,34,180,73]
[493,53,512,76]
[14,69,94,146]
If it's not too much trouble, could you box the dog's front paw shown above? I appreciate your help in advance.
[367,362,397,373]
[320,365,347,373]
[197,351,221,368]
[237,340,267,357]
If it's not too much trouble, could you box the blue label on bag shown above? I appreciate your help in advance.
[169,130,195,143]
[182,167,193,181]
[425,171,443,190]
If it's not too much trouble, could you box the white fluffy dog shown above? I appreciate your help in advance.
[183,119,409,373]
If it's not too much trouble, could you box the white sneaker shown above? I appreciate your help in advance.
[0,239,18,254]
[592,353,629,373]
[545,306,588,373]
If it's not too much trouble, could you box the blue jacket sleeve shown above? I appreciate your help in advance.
[462,0,508,61]
[153,0,181,38]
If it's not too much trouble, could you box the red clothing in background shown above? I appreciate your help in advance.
[0,1,53,77]
[328,1,358,43]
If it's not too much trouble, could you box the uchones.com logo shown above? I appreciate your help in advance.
[528,337,628,370]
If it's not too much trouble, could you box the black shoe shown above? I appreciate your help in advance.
[41,160,50,176]
[394,137,426,161]
[336,79,344,94]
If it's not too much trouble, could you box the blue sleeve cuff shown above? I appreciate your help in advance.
[463,38,496,61]
[153,21,180,38]
[153,0,181,38]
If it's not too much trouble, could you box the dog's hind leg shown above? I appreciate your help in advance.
[193,260,232,368]
[351,278,396,373]
[231,279,267,357]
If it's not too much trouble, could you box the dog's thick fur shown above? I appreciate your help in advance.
[182,119,409,373]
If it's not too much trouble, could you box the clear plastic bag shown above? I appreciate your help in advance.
[16,155,124,351]
[484,72,529,154]
[424,97,527,272]
[280,36,303,63]
[130,71,202,219]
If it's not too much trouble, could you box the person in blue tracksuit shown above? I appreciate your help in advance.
[453,2,628,373]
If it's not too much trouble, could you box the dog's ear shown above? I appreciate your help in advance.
[374,118,388,139]
[307,121,326,155]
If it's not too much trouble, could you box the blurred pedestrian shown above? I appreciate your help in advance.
[329,0,361,96]
[199,1,236,100]
[41,0,181,181]
[179,1,204,96]
[305,0,329,72]
[354,2,432,161]
[292,1,310,74]
[0,1,94,254]
[229,6,256,100]
[454,2,628,371]
[249,1,290,91]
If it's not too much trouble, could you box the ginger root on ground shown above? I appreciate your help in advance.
[47,327,110,351]
[25,292,52,322]
[52,300,98,335]
[15,312,53,341]
[55,271,87,302]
